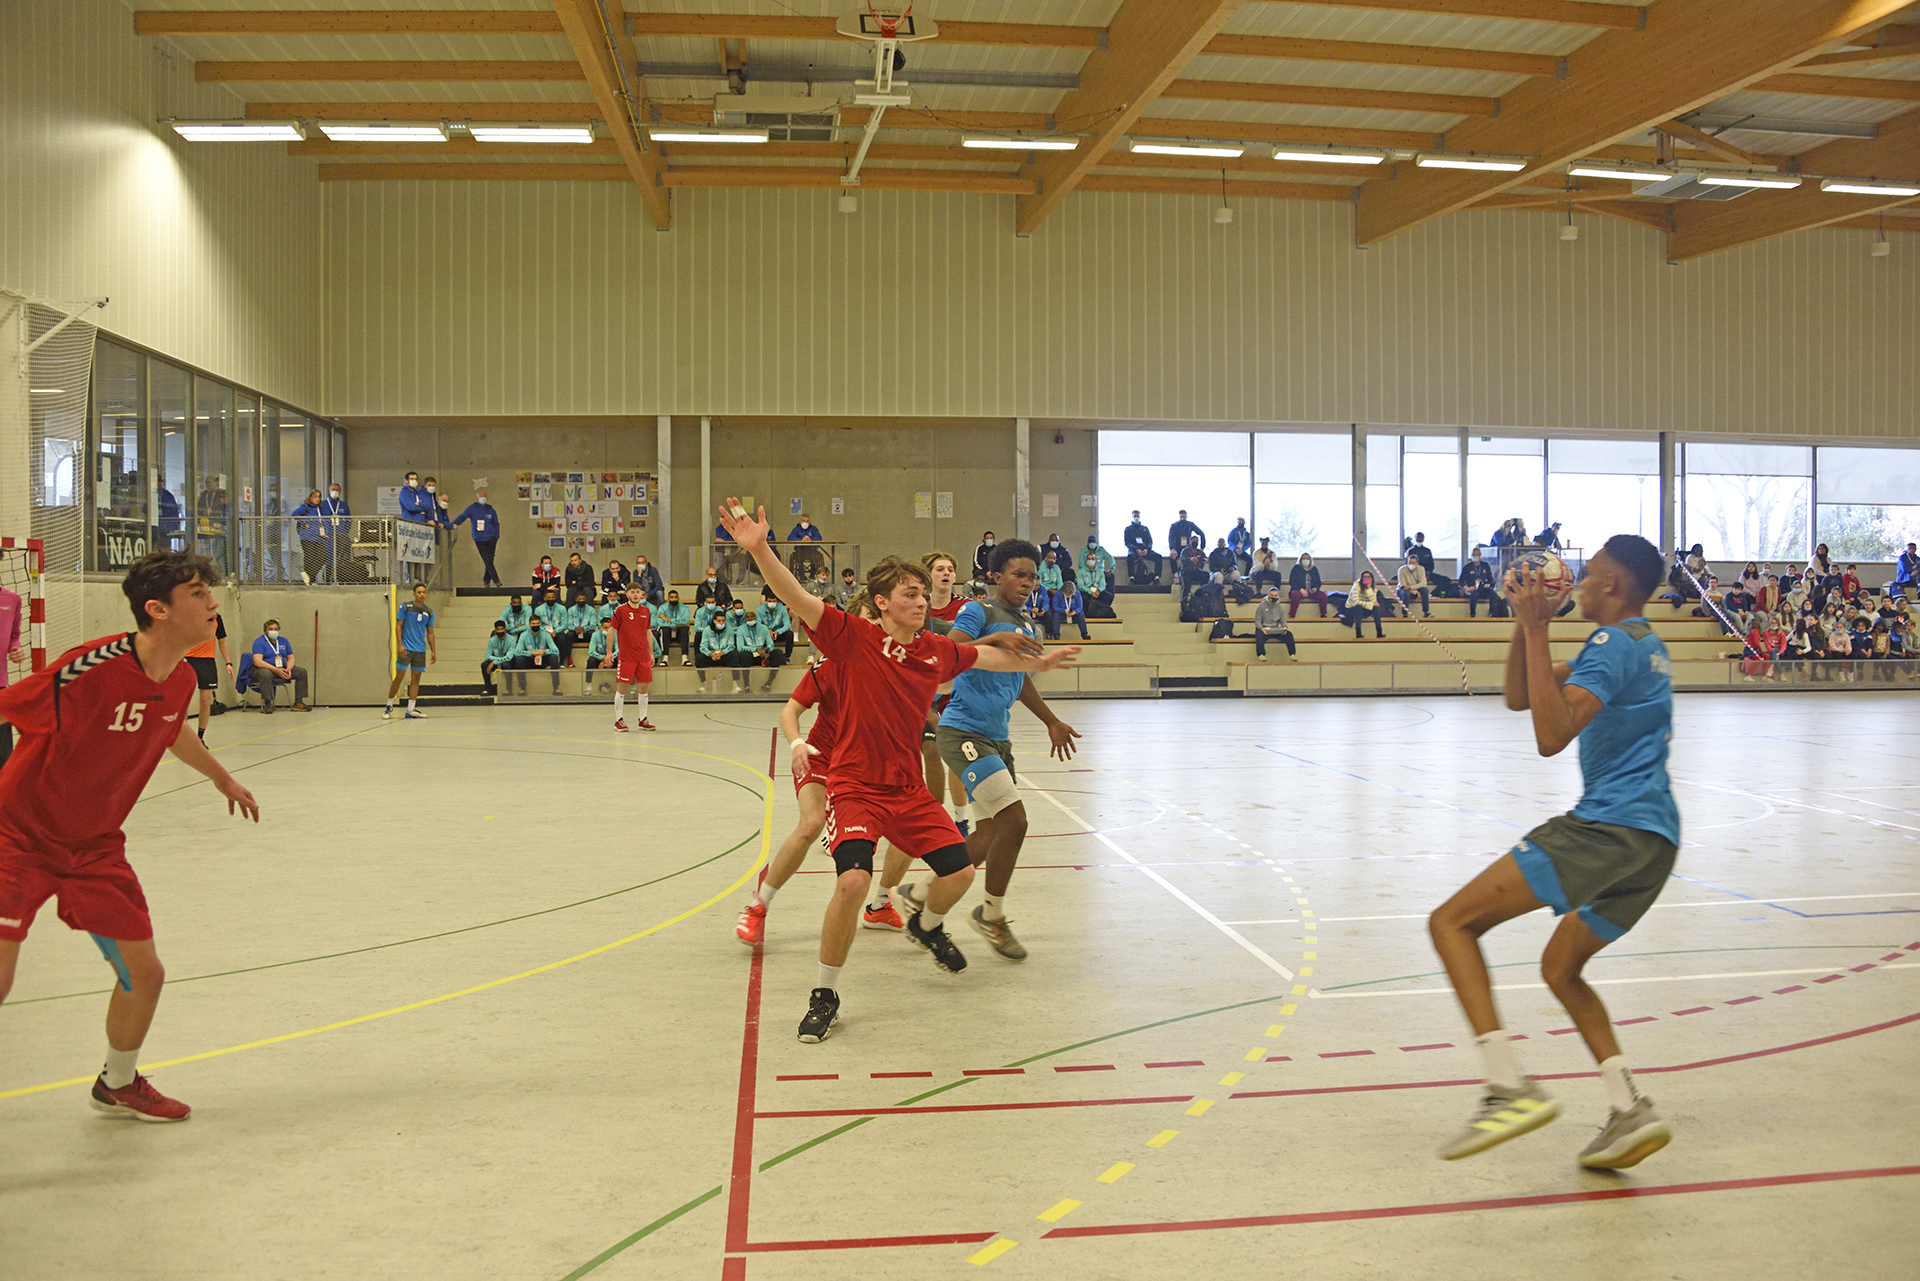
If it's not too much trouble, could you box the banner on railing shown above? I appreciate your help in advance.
[395,521,437,565]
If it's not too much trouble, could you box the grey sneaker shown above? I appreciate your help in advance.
[968,905,1028,961]
[892,879,928,917]
[1437,1079,1562,1160]
[1577,1097,1672,1170]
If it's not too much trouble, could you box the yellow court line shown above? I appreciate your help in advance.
[1265,1024,1284,1037]
[2,751,773,1103]
[1036,1199,1081,1223]
[1146,1130,1178,1148]
[968,1239,1017,1266]
[1096,1163,1134,1184]
[1185,1098,1214,1117]
[1218,1072,1244,1087]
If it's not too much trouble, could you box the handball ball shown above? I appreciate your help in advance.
[1506,549,1575,593]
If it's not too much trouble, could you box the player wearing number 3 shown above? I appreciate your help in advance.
[0,552,261,1122]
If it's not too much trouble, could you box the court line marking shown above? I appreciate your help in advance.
[1308,964,1920,999]
[1030,789,1294,983]
[1,745,774,1103]
[1223,892,1920,925]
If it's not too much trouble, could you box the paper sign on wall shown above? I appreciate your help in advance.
[936,491,952,520]
[832,498,844,515]
[914,492,932,520]
[376,485,402,516]
[1081,494,1096,507]
[1042,494,1059,518]
[791,497,804,516]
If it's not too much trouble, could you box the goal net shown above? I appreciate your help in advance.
[0,537,45,682]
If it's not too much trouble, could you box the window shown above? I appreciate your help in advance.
[1547,438,1659,553]
[1098,430,1250,555]
[1815,446,1920,562]
[1467,437,1543,554]
[194,376,234,572]
[1401,436,1461,561]
[1365,433,1401,557]
[1253,432,1349,558]
[151,361,191,553]
[1683,443,1810,560]
[91,341,150,572]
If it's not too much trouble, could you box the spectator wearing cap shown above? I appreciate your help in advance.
[1533,522,1563,549]
[247,618,310,713]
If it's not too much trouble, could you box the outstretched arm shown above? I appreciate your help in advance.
[717,500,825,633]
[970,643,1079,675]
[169,720,260,820]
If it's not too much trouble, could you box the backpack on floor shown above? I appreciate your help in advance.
[1208,619,1236,640]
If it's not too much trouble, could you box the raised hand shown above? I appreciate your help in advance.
[716,497,771,552]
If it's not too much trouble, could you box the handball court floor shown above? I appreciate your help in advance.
[2,693,1917,1280]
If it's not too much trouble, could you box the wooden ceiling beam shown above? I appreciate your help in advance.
[1271,0,1645,28]
[1016,0,1252,236]
[1201,34,1558,78]
[139,10,562,35]
[197,61,585,84]
[552,0,670,227]
[1077,174,1353,200]
[250,101,601,122]
[1163,77,1498,117]
[1471,187,1653,209]
[662,168,1037,195]
[318,163,626,181]
[1825,209,1920,229]
[1652,120,1777,166]
[1588,201,1675,230]
[1353,0,1915,246]
[289,138,620,157]
[1748,72,1920,101]
[630,14,1101,48]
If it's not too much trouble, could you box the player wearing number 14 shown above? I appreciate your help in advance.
[0,552,262,1122]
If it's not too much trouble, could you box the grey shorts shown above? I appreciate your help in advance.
[1510,814,1677,944]
[934,725,1017,797]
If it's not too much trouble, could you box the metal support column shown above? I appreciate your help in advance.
[1350,423,1367,576]
[1014,417,1031,542]
[656,415,672,572]
[699,415,711,581]
[1458,426,1470,571]
[1659,432,1677,552]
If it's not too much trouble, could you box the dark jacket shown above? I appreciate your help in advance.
[1207,546,1236,573]
[563,561,595,599]
[694,577,733,608]
[1404,541,1435,573]
[632,563,665,601]
[1169,519,1203,551]
[1289,563,1322,592]
[1123,522,1155,553]
[1459,559,1495,592]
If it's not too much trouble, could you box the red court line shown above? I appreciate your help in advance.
[1321,1050,1375,1059]
[777,1074,836,1082]
[1775,985,1806,994]
[1055,1064,1116,1073]
[1267,1056,1293,1063]
[756,1094,1194,1120]
[963,1068,1025,1077]
[1040,1165,1920,1240]
[1673,1007,1712,1016]
[1851,964,1878,973]
[872,1071,933,1079]
[739,1230,997,1254]
[1401,1043,1453,1052]
[725,940,765,1254]
[1614,1016,1656,1026]
[1145,1060,1204,1069]
[1547,1027,1580,1036]
[1816,975,1845,984]
[1727,996,1762,1006]
[722,1255,747,1281]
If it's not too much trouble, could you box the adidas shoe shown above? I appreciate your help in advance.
[1577,1097,1672,1170]
[862,902,904,931]
[798,987,840,1043]
[1437,1079,1561,1160]
[904,912,968,973]
[735,902,767,946]
[968,905,1028,961]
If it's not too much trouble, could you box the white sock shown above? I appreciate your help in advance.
[385,698,394,710]
[1474,1030,1526,1091]
[753,881,779,909]
[817,962,842,992]
[614,692,625,716]
[982,893,1006,922]
[1599,1055,1641,1112]
[920,907,947,932]
[103,1047,139,1090]
[407,698,417,712]
[870,882,892,909]
[635,692,648,717]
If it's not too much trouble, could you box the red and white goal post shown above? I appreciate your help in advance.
[0,536,47,675]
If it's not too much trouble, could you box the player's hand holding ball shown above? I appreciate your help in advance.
[1507,550,1574,631]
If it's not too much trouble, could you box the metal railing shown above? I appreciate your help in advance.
[698,540,862,593]
[221,516,404,587]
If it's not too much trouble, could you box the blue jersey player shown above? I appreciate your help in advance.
[901,538,1079,961]
[1429,534,1678,1170]
[384,582,437,720]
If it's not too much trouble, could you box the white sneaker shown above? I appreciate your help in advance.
[382,705,393,720]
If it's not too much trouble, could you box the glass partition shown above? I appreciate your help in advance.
[1253,432,1349,558]
[1466,436,1543,553]
[1097,430,1251,557]
[1683,442,1811,560]
[1365,433,1401,558]
[91,341,150,572]
[193,376,233,572]
[151,361,191,553]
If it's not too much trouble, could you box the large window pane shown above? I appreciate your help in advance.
[1365,433,1401,557]
[1815,505,1920,562]
[1818,446,1920,506]
[1548,438,1659,552]
[1254,431,1349,557]
[1466,438,1543,554]
[91,341,149,572]
[331,426,347,495]
[1684,443,1811,560]
[193,377,233,572]
[151,361,190,553]
[1098,464,1248,555]
[1402,438,1460,561]
[1101,430,1248,467]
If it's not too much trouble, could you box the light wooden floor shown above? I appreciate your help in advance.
[2,692,1915,1279]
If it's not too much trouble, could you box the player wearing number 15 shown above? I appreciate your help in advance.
[0,551,262,1123]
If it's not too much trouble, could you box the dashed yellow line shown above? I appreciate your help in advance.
[1265,1024,1284,1037]
[1146,1130,1178,1148]
[1218,1072,1244,1087]
[1185,1098,1215,1117]
[1096,1163,1134,1184]
[969,1239,1017,1265]
[1036,1200,1081,1223]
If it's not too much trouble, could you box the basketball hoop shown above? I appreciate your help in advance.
[835,6,938,187]
[871,0,908,40]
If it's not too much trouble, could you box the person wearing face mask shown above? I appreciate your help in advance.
[318,482,351,582]
[631,554,665,605]
[1288,553,1327,618]
[397,471,433,586]
[290,489,330,585]
[695,565,733,609]
[656,589,692,664]
[695,607,738,694]
[514,616,561,696]
[1460,547,1500,618]
[1248,538,1283,594]
[532,555,561,596]
[482,620,516,696]
[973,531,997,581]
[247,618,308,713]
[1123,511,1161,585]
[1081,536,1115,594]
[787,513,826,580]
[1227,518,1253,576]
[452,490,502,587]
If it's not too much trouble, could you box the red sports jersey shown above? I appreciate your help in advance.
[929,596,965,624]
[789,658,841,765]
[807,608,976,789]
[0,634,195,858]
[612,603,653,653]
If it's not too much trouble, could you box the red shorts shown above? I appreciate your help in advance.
[0,842,153,943]
[823,782,963,859]
[794,752,829,796]
[617,655,653,685]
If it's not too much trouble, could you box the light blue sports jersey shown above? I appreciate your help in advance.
[1564,617,1679,844]
[397,603,434,652]
[940,598,1035,740]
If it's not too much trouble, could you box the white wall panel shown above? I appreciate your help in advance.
[0,0,322,408]
[322,180,1919,438]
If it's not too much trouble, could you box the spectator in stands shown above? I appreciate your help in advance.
[759,587,794,664]
[1249,538,1283,593]
[973,531,997,580]
[1533,522,1563,549]
[482,619,516,696]
[1056,581,1091,641]
[248,619,309,713]
[806,567,835,603]
[1169,511,1204,560]
[452,489,503,587]
[1396,551,1432,619]
[656,590,692,665]
[534,588,573,666]
[532,555,561,597]
[1038,550,1065,591]
[1227,518,1253,574]
[1842,563,1863,600]
[563,552,596,604]
[695,565,733,609]
[1403,532,1436,576]
[1667,544,1708,609]
[631,554,664,604]
[693,594,726,642]
[1739,562,1763,596]
[291,489,329,585]
[1035,584,1065,641]
[1784,617,1813,679]
[695,607,736,694]
[1253,587,1296,662]
[601,558,632,598]
[1176,537,1210,604]
[318,481,351,583]
[566,592,600,664]
[497,593,532,639]
[1081,535,1116,594]
[1124,511,1162,585]
[1207,538,1237,577]
[1288,553,1328,618]
[395,471,435,585]
[733,605,784,692]
[1459,547,1498,618]
[515,616,561,696]
[587,617,620,672]
[1340,571,1390,639]
[1808,543,1839,597]
[1890,542,1919,597]
[1041,533,1071,570]
[787,513,826,579]
[834,568,861,609]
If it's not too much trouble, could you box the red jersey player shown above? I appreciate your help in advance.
[0,552,261,1122]
[734,652,842,946]
[716,498,1079,1043]
[610,585,655,731]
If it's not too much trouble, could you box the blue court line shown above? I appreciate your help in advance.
[1667,871,1919,918]
[1255,744,1526,831]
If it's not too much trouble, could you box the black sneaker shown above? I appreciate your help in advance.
[798,987,840,1043]
[905,913,968,973]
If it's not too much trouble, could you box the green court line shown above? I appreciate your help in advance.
[1317,945,1905,992]
[555,1186,725,1281]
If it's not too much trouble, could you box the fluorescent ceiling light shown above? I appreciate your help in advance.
[1820,177,1920,196]
[1270,147,1384,165]
[1567,162,1674,181]
[467,124,595,144]
[29,388,64,395]
[1129,139,1245,158]
[1698,172,1801,190]
[169,119,304,142]
[648,128,770,143]
[1416,154,1527,172]
[962,133,1079,151]
[316,121,449,142]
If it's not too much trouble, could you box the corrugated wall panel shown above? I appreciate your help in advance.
[322,181,1920,438]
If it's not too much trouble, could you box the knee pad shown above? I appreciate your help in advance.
[91,933,135,993]
[963,760,1022,819]
[921,842,971,878]
[832,839,877,877]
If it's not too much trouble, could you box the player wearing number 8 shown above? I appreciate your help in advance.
[0,551,262,1122]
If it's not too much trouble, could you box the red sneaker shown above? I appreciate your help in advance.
[90,1073,190,1122]
[614,718,630,732]
[735,902,767,945]
[636,718,657,731]
[862,902,905,932]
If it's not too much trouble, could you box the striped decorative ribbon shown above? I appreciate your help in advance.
[1351,533,1475,694]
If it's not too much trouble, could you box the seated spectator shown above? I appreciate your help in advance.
[248,619,309,713]
[1396,552,1432,619]
[1123,510,1162,585]
[1783,618,1813,679]
[482,619,517,696]
[1040,533,1071,571]
[1890,542,1919,597]
[834,568,861,609]
[587,617,620,672]
[756,587,794,662]
[805,568,835,603]
[695,608,736,693]
[1249,539,1283,593]
[566,594,600,661]
[1755,574,1782,616]
[1024,586,1050,633]
[534,589,574,665]
[973,531,997,580]
[732,606,784,692]
[1056,582,1090,641]
[1227,518,1253,574]
[1081,536,1116,594]
[601,559,632,599]
[1403,532,1436,576]
[1339,571,1390,639]
[1739,562,1763,596]
[1253,587,1296,661]
[515,617,562,695]
[1038,551,1065,591]
[788,514,826,579]
[1169,510,1204,559]
[1288,553,1328,618]
[631,554,665,604]
[1841,564,1862,600]
[695,565,733,609]
[1176,537,1209,603]
[656,590,692,665]
[1667,544,1708,608]
[1459,547,1501,618]
[497,593,533,638]
[563,552,596,604]
[1533,522,1563,549]
[531,555,561,596]
[1207,539,1236,577]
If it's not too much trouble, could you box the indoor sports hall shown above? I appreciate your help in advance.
[3,2,1918,1279]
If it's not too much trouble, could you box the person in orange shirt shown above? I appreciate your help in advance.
[183,613,232,743]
